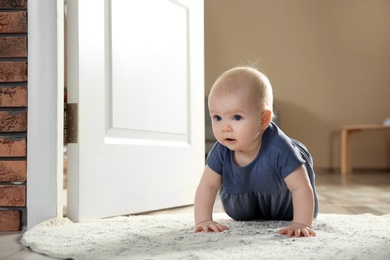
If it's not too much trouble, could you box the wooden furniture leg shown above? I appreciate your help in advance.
[340,124,390,175]
[341,128,351,175]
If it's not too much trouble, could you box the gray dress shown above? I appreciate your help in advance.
[207,122,318,221]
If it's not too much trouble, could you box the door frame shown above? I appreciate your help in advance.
[26,0,64,229]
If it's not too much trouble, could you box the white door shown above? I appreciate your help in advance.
[66,0,204,222]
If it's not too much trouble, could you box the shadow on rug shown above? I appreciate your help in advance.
[21,213,390,260]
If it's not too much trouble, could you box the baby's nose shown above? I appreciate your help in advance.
[222,123,232,132]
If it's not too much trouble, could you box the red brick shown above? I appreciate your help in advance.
[0,136,26,157]
[0,37,27,58]
[0,86,27,107]
[0,111,27,131]
[0,12,26,33]
[0,161,26,182]
[0,61,27,82]
[0,0,27,9]
[0,211,20,231]
[0,185,25,206]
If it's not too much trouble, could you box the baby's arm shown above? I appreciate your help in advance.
[279,165,316,237]
[194,165,229,233]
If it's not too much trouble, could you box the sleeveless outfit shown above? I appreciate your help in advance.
[206,122,318,221]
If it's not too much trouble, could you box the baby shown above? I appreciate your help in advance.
[194,66,318,237]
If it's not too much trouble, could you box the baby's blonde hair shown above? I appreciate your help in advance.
[209,66,273,113]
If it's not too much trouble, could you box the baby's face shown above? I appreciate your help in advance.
[208,90,264,152]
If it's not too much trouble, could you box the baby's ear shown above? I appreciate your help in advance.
[261,110,272,129]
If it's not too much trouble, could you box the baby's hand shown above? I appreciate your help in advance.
[278,222,316,237]
[194,220,230,233]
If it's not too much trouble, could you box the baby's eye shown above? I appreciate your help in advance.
[233,115,242,121]
[213,115,222,121]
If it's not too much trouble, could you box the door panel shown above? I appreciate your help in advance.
[66,0,204,222]
[111,0,188,135]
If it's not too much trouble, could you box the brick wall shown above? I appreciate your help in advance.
[0,0,28,231]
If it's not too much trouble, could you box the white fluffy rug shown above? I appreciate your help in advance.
[21,213,390,260]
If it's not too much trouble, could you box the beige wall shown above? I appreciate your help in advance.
[205,0,390,170]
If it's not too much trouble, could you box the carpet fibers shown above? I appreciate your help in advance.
[21,213,390,260]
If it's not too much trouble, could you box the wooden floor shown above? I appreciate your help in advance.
[1,170,390,259]
[315,170,390,215]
